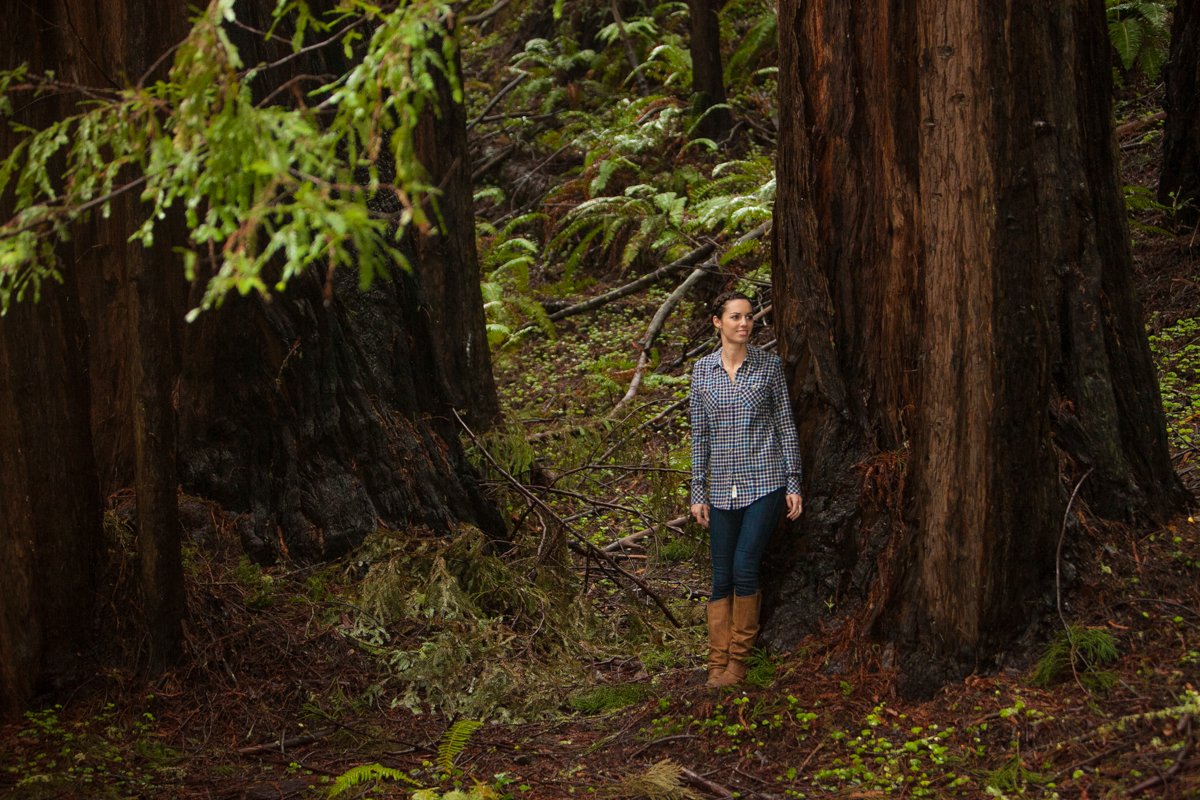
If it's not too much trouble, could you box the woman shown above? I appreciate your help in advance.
[689,291,803,687]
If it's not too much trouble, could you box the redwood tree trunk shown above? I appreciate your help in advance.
[0,2,105,719]
[1160,0,1200,225]
[687,0,733,142]
[767,0,1188,686]
[410,24,501,430]
[173,2,507,562]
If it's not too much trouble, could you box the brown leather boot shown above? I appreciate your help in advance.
[711,591,761,687]
[705,596,733,687]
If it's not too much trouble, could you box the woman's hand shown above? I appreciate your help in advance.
[785,493,803,520]
[690,503,710,528]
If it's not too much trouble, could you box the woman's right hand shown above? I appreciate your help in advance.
[690,503,710,528]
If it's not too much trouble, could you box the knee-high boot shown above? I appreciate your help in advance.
[705,596,733,686]
[711,591,760,687]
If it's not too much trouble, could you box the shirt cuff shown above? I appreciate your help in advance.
[691,482,708,506]
[786,476,802,496]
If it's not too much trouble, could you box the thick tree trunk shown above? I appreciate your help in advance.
[0,0,140,719]
[0,289,102,720]
[687,0,733,142]
[767,0,1188,686]
[177,265,507,563]
[172,2,507,562]
[410,26,501,430]
[1160,0,1200,225]
[44,0,192,669]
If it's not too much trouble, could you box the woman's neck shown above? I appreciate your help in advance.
[721,341,748,364]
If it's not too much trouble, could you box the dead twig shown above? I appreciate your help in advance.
[453,409,681,627]
[608,262,715,419]
[679,766,735,798]
[543,242,717,324]
[1055,468,1093,692]
[1127,713,1194,795]
[603,515,690,552]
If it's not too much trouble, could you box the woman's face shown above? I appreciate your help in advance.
[713,299,753,346]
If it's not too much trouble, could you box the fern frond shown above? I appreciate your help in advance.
[328,762,420,798]
[501,212,547,236]
[437,719,484,774]
[1109,17,1147,71]
[725,12,777,83]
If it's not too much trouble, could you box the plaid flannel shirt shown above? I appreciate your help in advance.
[690,346,803,510]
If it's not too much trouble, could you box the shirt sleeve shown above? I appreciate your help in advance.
[689,362,710,505]
[769,356,803,495]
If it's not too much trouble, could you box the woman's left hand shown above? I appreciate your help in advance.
[785,493,803,520]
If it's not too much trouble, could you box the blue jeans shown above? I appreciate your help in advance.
[709,487,785,600]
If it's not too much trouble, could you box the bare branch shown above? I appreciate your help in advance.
[607,261,714,419]
[545,241,717,323]
[468,71,528,131]
[463,0,513,26]
[452,409,681,627]
[603,515,690,553]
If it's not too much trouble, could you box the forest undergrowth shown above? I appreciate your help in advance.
[2,2,1200,798]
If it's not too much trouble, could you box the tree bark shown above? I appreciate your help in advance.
[172,1,507,562]
[687,0,733,142]
[1160,0,1200,226]
[767,0,1189,688]
[0,1,105,720]
[410,23,501,430]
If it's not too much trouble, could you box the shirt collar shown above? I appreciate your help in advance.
[707,345,762,372]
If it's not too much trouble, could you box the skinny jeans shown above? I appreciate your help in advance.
[708,487,785,600]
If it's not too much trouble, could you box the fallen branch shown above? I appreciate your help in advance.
[238,728,334,755]
[453,409,681,627]
[610,0,650,95]
[463,0,512,26]
[679,766,735,799]
[603,515,690,552]
[468,71,529,131]
[608,262,715,419]
[472,143,516,183]
[545,242,717,323]
[1114,110,1165,139]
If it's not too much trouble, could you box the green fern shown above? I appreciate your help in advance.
[688,156,776,236]
[328,762,420,798]
[437,719,484,774]
[634,41,693,88]
[724,7,778,85]
[1107,0,1173,81]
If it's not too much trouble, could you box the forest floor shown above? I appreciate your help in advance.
[3,103,1200,800]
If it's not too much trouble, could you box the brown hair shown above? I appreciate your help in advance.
[710,290,752,320]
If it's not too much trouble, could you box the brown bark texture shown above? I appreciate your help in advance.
[766,0,1189,686]
[0,0,106,719]
[409,31,501,430]
[688,0,733,141]
[167,2,506,563]
[1160,0,1200,224]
